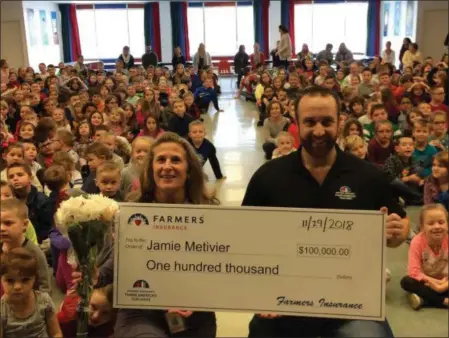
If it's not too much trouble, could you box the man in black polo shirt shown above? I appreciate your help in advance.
[242,86,407,337]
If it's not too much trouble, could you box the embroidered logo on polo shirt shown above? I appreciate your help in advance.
[335,186,356,200]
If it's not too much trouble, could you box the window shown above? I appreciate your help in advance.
[76,9,97,59]
[187,7,204,58]
[294,2,369,55]
[236,5,254,53]
[187,3,254,57]
[76,5,145,60]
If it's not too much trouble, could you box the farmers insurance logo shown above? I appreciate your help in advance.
[128,213,149,227]
[335,186,356,200]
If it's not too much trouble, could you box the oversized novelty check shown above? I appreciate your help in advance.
[114,203,386,321]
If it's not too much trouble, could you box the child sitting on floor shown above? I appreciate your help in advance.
[167,98,195,138]
[0,199,51,296]
[413,120,438,178]
[400,204,448,310]
[262,101,289,160]
[424,151,449,206]
[0,180,37,244]
[344,135,367,160]
[429,111,448,151]
[0,247,61,336]
[194,78,223,114]
[272,132,296,159]
[82,142,113,194]
[95,161,122,202]
[367,120,395,167]
[6,162,53,243]
[98,132,125,170]
[188,120,225,180]
[43,164,75,293]
[383,135,423,204]
[58,283,116,338]
[121,136,153,199]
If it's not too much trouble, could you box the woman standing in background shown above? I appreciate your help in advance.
[382,41,396,65]
[234,45,249,87]
[399,37,412,70]
[277,25,292,70]
[172,47,186,69]
[193,43,212,74]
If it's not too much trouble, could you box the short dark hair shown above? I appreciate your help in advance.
[44,165,68,192]
[6,162,32,177]
[370,103,386,117]
[400,75,413,84]
[278,25,288,33]
[85,142,113,160]
[0,247,38,278]
[294,86,341,122]
[395,134,414,146]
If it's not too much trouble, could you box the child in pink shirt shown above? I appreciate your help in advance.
[400,204,448,310]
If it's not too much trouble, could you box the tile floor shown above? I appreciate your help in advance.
[52,80,448,337]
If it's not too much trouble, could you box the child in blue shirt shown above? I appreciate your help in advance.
[188,120,225,180]
[194,78,223,114]
[413,120,438,178]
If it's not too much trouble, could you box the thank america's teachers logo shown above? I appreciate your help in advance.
[133,280,150,288]
[128,213,149,227]
[125,280,157,302]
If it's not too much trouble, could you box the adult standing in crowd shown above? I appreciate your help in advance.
[402,43,423,69]
[399,37,412,70]
[316,43,334,65]
[243,86,407,338]
[382,41,396,65]
[270,41,281,68]
[251,43,265,70]
[277,25,292,70]
[112,133,218,336]
[0,59,9,85]
[297,44,313,64]
[118,46,135,70]
[193,43,212,73]
[234,45,249,87]
[74,55,87,75]
[335,43,354,69]
[142,45,158,70]
[172,46,186,69]
[342,62,363,87]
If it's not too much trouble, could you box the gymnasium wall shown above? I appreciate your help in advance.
[22,1,64,69]
[1,0,27,69]
[416,0,448,61]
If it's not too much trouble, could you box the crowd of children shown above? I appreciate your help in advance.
[0,56,229,336]
[0,42,448,335]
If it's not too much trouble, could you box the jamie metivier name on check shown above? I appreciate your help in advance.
[114,203,386,321]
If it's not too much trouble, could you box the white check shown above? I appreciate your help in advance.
[114,203,386,321]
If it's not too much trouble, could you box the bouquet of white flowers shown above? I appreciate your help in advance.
[56,194,119,338]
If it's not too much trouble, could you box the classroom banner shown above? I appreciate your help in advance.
[405,1,415,37]
[51,11,59,45]
[383,2,390,37]
[393,2,401,37]
[39,10,49,46]
[26,9,37,46]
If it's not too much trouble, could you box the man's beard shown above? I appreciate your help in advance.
[300,132,336,158]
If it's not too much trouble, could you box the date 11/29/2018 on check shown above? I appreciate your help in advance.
[114,204,387,321]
